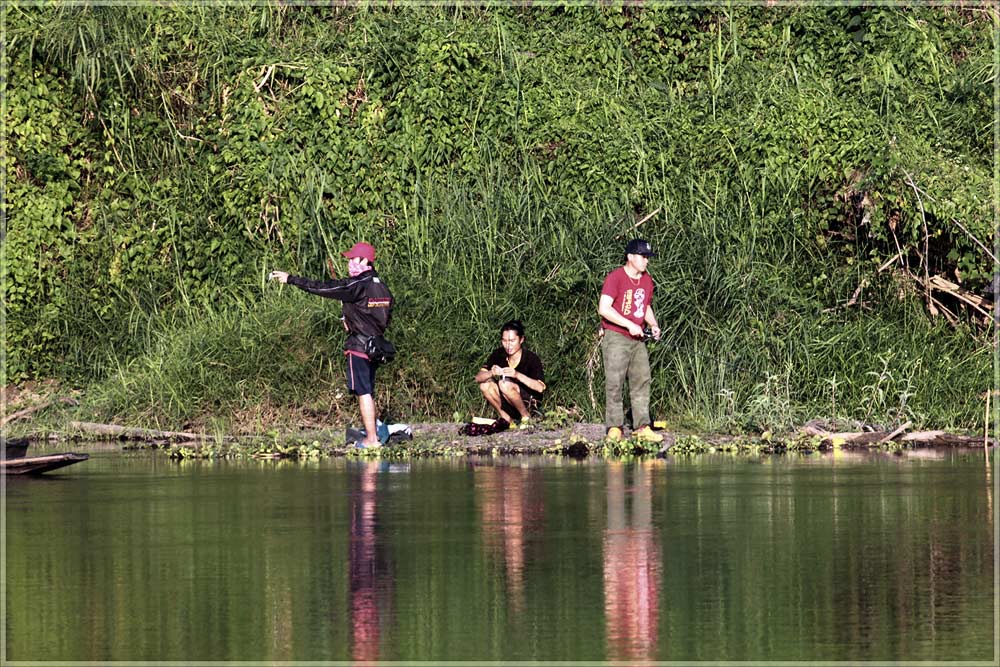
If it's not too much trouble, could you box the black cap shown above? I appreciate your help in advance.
[625,238,657,257]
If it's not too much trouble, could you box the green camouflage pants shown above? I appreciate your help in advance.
[601,329,651,429]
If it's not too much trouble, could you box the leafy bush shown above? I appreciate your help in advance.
[3,5,993,428]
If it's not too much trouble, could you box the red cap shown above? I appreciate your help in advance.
[341,242,376,263]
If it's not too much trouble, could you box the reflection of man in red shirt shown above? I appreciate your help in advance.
[350,462,391,663]
[603,461,662,662]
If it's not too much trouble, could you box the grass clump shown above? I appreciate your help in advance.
[85,290,349,430]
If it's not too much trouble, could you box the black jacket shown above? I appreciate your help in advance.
[288,269,393,354]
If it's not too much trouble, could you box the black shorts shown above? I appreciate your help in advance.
[345,352,376,396]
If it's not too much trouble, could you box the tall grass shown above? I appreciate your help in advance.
[80,150,991,432]
[86,290,344,428]
[12,6,990,432]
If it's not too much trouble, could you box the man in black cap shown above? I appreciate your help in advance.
[270,242,393,448]
[597,238,663,443]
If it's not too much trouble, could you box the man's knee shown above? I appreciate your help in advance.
[497,379,520,398]
[479,380,498,397]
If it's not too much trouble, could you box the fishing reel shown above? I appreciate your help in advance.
[642,327,675,349]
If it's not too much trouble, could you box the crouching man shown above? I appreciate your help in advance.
[474,320,545,428]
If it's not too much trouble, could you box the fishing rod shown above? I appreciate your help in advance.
[642,327,752,375]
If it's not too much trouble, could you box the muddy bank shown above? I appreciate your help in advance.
[17,419,994,461]
[4,383,992,460]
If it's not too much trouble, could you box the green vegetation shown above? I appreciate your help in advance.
[3,5,995,433]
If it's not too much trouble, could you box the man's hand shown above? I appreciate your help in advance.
[650,325,661,340]
[626,322,644,338]
[269,270,289,284]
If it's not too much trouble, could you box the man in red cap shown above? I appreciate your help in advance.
[270,242,393,448]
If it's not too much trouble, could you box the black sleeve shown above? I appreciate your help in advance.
[518,350,544,383]
[287,274,368,302]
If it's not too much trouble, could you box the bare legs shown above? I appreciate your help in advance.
[478,379,529,422]
[358,393,379,447]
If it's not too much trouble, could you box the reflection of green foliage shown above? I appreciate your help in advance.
[5,455,993,660]
[4,6,992,429]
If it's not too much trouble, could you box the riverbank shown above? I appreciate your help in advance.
[4,382,992,461]
[11,419,993,462]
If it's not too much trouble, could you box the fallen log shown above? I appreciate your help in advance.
[69,421,222,443]
[897,430,995,447]
[803,424,993,448]
[877,420,912,443]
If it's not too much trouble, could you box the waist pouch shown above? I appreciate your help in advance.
[363,335,396,364]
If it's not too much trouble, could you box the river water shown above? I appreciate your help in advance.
[4,446,996,662]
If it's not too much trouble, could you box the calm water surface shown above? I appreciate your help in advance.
[4,445,996,662]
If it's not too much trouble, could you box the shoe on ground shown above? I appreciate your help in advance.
[605,426,624,442]
[633,425,664,443]
[518,416,532,430]
[355,440,382,449]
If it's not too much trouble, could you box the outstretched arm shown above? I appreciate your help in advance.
[270,271,368,301]
[475,366,499,384]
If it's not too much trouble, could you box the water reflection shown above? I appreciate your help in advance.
[4,452,993,662]
[985,450,993,534]
[348,462,392,663]
[603,461,662,662]
[474,462,545,614]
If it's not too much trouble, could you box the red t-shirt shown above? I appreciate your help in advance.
[601,267,654,337]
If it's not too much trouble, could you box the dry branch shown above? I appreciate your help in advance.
[824,251,904,313]
[877,420,912,443]
[950,217,998,266]
[902,171,931,315]
[613,208,661,239]
[985,391,991,451]
[927,274,993,319]
[1,398,79,427]
[585,329,604,413]
[803,424,993,448]
[69,421,223,442]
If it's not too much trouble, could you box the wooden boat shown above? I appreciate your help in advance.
[1,452,89,475]
[5,437,29,460]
